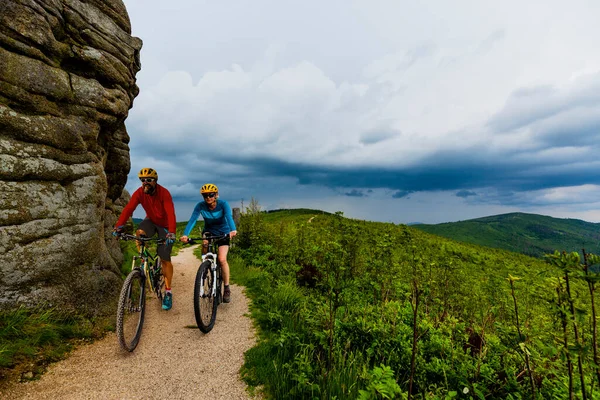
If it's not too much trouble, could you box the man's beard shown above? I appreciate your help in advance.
[143,184,156,194]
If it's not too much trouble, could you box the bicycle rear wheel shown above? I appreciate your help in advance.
[116,269,146,351]
[193,261,217,333]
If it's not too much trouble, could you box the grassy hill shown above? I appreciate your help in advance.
[4,207,598,397]
[413,212,600,258]
[231,207,600,398]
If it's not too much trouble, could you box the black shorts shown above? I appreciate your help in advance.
[204,232,230,247]
[137,219,173,261]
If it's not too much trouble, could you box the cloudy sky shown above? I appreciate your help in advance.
[120,0,600,224]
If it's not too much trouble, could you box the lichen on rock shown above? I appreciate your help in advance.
[0,0,142,314]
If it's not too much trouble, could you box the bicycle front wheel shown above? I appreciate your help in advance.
[215,264,224,306]
[194,261,217,333]
[116,269,146,351]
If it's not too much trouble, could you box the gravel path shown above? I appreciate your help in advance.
[3,246,258,400]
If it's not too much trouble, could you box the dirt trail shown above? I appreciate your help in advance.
[2,246,258,400]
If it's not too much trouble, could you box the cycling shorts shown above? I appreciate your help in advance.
[138,219,173,261]
[203,232,230,247]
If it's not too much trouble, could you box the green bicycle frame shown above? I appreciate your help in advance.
[131,248,161,291]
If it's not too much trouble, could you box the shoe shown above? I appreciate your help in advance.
[223,287,231,303]
[162,292,173,310]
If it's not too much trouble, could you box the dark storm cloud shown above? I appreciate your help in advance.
[345,189,367,197]
[158,131,600,205]
[162,71,600,205]
[230,145,599,196]
[392,190,413,199]
[456,190,477,198]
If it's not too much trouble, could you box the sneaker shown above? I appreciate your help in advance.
[223,287,231,303]
[162,292,173,310]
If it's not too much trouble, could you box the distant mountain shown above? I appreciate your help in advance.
[265,208,333,216]
[413,212,600,258]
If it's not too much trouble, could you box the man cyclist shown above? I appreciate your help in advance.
[114,168,177,310]
[180,183,237,303]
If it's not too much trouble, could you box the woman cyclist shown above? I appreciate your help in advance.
[180,184,237,303]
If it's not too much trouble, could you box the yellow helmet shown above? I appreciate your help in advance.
[138,168,158,180]
[200,183,218,193]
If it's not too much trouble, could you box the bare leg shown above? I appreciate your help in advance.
[136,228,173,289]
[135,229,146,252]
[162,260,173,289]
[217,245,230,285]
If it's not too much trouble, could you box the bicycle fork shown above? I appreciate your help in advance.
[201,253,218,297]
[125,256,145,312]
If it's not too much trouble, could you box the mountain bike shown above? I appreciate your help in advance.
[186,234,228,333]
[114,232,166,351]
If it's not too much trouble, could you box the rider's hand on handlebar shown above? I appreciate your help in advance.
[112,225,124,237]
[180,235,189,243]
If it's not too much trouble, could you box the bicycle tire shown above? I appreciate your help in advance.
[116,269,146,351]
[194,260,217,333]
[215,264,224,306]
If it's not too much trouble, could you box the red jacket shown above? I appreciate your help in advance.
[116,184,177,233]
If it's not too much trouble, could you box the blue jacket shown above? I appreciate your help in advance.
[183,199,237,237]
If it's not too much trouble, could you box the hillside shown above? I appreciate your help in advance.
[413,212,600,258]
[233,207,600,398]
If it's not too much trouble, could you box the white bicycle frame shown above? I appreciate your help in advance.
[201,252,218,297]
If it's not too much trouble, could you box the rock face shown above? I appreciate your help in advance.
[0,0,142,315]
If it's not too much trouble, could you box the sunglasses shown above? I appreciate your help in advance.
[202,192,217,199]
[140,178,156,183]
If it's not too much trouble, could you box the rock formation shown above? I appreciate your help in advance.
[0,0,142,315]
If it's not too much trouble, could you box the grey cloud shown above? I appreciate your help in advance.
[123,16,600,212]
[530,107,600,148]
[465,188,600,209]
[345,189,367,197]
[161,145,600,203]
[456,190,477,198]
[359,129,399,145]
[392,190,413,199]
[487,85,559,132]
[488,72,600,134]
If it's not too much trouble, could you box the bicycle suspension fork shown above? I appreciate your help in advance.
[202,253,218,297]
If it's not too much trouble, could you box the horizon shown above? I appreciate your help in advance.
[132,201,600,226]
[122,0,600,225]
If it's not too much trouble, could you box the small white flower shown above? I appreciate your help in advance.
[463,387,469,394]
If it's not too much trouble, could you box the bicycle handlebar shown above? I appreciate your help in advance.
[185,234,229,244]
[115,232,165,244]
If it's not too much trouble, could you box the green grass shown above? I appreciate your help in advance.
[232,208,598,399]
[0,306,110,383]
[0,219,194,384]
[4,207,596,395]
